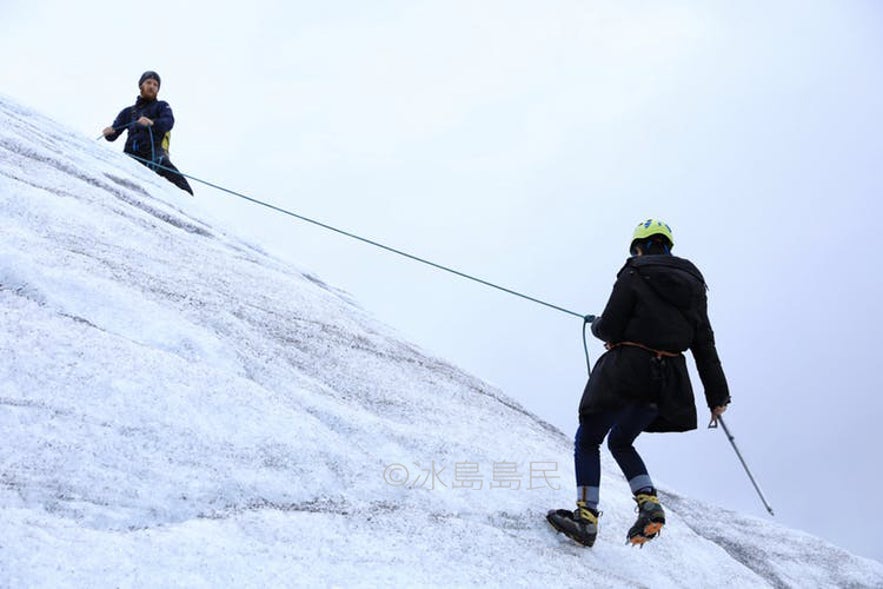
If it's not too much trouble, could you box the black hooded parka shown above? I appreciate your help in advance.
[578,254,730,433]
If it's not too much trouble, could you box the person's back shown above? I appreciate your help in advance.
[592,253,709,353]
[583,221,729,431]
[625,253,730,406]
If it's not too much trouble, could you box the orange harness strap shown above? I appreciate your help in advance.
[606,341,682,359]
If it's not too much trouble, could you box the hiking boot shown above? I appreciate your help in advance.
[627,493,666,546]
[547,501,599,547]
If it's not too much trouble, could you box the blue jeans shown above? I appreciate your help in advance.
[574,404,659,508]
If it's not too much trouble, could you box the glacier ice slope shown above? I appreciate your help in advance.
[1,96,881,588]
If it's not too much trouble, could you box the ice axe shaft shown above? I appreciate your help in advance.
[714,416,775,516]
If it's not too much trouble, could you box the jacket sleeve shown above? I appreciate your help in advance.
[591,264,637,343]
[151,101,175,136]
[104,107,130,142]
[691,290,731,408]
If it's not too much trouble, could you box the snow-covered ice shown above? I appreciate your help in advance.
[1,95,881,587]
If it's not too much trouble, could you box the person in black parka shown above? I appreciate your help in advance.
[102,71,193,195]
[547,219,730,548]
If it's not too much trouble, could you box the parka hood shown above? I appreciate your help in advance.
[625,255,706,310]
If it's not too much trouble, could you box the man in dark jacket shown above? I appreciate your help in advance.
[102,71,193,195]
[547,219,730,548]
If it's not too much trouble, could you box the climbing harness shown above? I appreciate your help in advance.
[606,341,681,359]
[605,341,681,383]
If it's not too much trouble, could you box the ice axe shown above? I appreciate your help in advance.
[709,415,775,516]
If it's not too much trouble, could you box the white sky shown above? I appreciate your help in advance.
[2,0,882,564]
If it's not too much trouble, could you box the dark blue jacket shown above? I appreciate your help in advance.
[105,96,174,160]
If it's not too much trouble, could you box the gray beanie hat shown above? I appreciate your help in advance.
[138,71,161,89]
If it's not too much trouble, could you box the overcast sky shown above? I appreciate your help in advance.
[3,0,882,564]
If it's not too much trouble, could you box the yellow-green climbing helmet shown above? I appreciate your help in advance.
[632,218,674,247]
